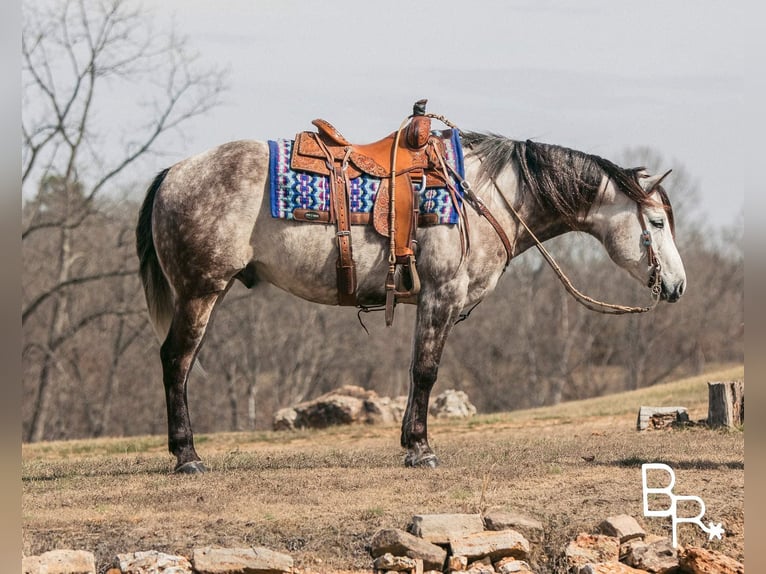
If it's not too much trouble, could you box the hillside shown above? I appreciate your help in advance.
[22,365,744,573]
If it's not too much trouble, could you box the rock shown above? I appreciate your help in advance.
[373,552,418,571]
[678,546,744,574]
[577,564,646,574]
[192,546,293,574]
[449,530,530,562]
[621,536,677,573]
[23,550,96,574]
[22,556,42,574]
[365,396,398,425]
[409,513,485,544]
[274,386,409,430]
[636,406,689,430]
[483,510,544,543]
[465,555,495,574]
[494,557,534,573]
[296,393,365,428]
[564,534,620,572]
[115,550,193,573]
[448,555,469,571]
[597,515,645,543]
[272,407,297,431]
[429,390,477,418]
[370,528,447,571]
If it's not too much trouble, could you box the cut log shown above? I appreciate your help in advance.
[636,406,688,431]
[707,381,744,428]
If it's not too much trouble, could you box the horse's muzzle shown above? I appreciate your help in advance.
[660,279,685,303]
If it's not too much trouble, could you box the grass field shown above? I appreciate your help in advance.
[22,365,744,573]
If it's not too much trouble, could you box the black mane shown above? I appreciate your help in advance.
[460,132,671,231]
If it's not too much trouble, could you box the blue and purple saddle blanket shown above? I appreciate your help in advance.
[268,129,465,224]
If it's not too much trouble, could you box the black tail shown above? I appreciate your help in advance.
[136,168,174,342]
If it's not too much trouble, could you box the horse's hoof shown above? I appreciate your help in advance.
[174,460,207,474]
[404,452,439,468]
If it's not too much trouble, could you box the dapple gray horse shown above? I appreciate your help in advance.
[136,131,686,473]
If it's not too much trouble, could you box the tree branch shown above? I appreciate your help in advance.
[22,268,138,325]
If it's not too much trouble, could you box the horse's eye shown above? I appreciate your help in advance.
[650,219,665,230]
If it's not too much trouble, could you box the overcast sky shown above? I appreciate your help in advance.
[144,0,742,227]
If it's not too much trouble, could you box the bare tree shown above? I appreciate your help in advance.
[21,0,227,442]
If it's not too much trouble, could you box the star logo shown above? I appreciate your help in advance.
[707,522,725,540]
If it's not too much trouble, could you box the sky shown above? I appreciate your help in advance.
[129,1,744,227]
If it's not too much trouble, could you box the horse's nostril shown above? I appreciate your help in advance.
[677,281,685,297]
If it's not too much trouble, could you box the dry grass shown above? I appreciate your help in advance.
[22,365,744,573]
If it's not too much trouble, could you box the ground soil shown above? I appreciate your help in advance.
[22,366,744,573]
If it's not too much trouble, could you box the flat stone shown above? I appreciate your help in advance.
[409,513,485,544]
[678,546,744,574]
[564,534,620,571]
[115,550,193,573]
[370,528,447,571]
[494,557,534,573]
[373,553,417,572]
[621,537,678,573]
[27,550,96,574]
[578,563,647,574]
[192,546,293,574]
[483,510,544,543]
[597,514,645,543]
[465,563,495,574]
[449,530,530,562]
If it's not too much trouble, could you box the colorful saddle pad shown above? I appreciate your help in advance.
[268,129,465,224]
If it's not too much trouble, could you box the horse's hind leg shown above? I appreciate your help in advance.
[402,282,467,467]
[160,290,224,473]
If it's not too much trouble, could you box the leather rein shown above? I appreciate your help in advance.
[428,116,662,316]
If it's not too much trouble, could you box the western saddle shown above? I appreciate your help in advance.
[290,99,463,325]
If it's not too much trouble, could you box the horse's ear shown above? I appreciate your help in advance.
[639,169,672,193]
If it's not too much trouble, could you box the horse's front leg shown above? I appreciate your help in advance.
[402,281,467,467]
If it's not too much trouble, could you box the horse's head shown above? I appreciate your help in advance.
[589,169,686,303]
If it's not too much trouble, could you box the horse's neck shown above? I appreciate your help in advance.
[464,156,574,258]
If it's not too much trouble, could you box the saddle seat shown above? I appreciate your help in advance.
[293,119,448,185]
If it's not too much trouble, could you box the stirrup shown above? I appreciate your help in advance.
[395,254,421,298]
[384,255,421,327]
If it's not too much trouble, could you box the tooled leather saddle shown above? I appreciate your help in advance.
[290,99,463,324]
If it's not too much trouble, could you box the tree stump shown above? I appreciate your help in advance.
[707,381,744,427]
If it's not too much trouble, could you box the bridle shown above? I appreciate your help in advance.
[636,202,664,299]
[447,145,663,315]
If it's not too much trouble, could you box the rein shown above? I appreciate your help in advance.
[496,179,662,314]
[437,125,662,315]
